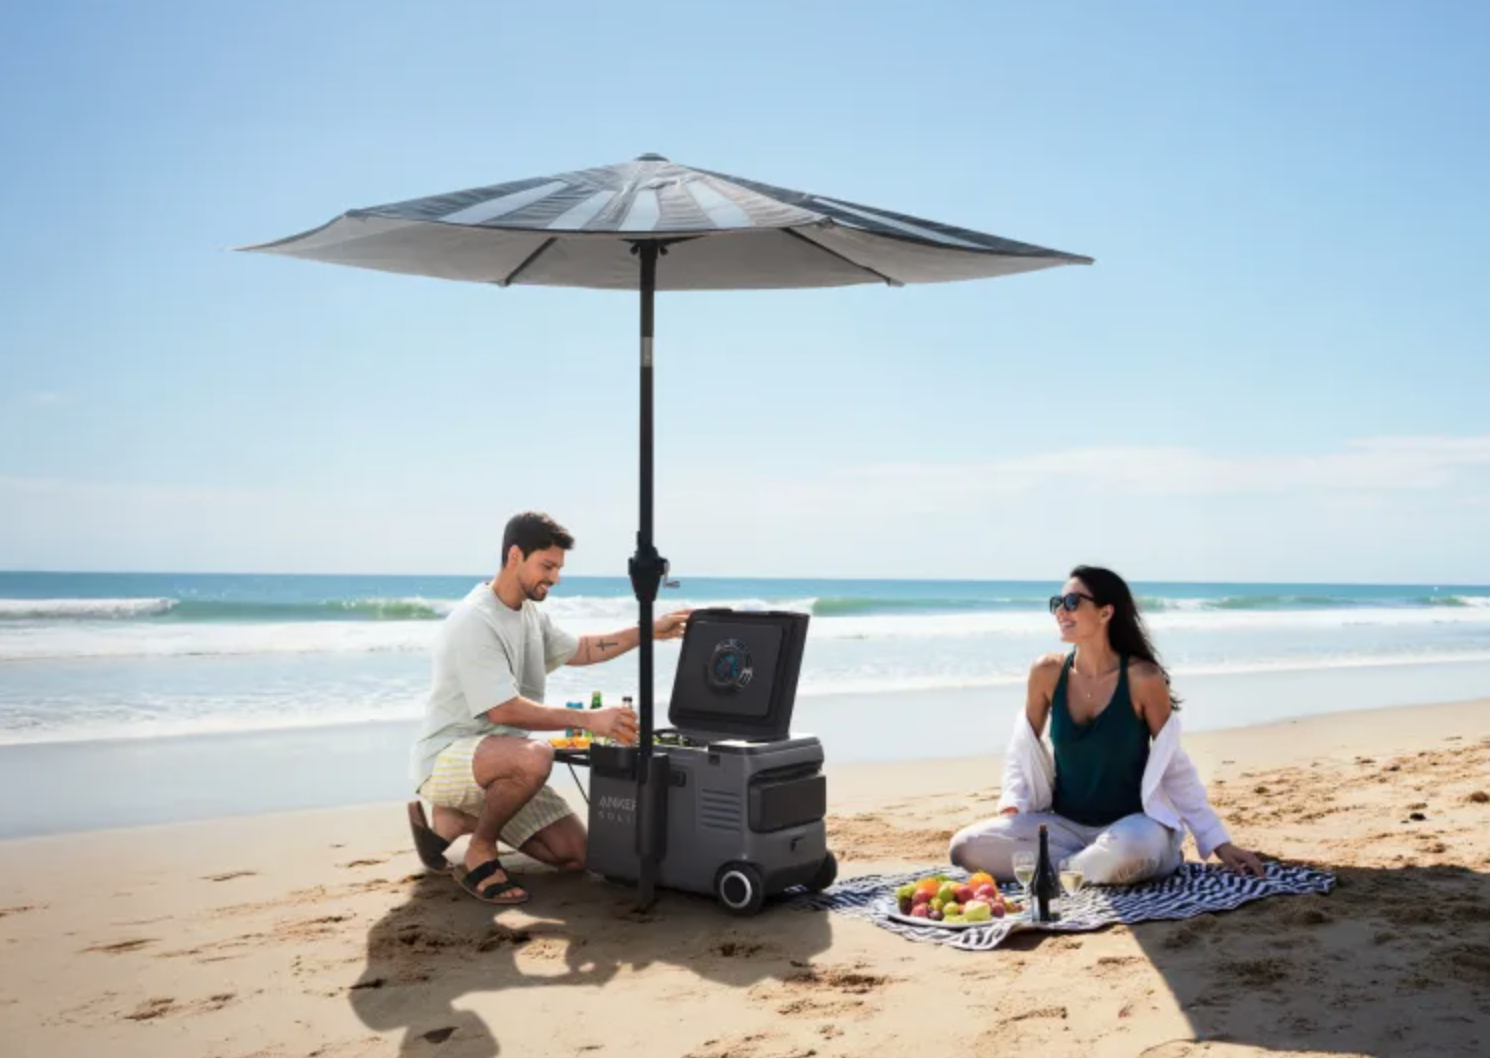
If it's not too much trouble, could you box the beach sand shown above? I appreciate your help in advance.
[3,700,1489,1058]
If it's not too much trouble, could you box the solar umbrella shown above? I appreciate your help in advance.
[242,153,1092,907]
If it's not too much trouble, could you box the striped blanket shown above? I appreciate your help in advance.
[787,862,1335,951]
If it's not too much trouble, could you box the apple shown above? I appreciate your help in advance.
[954,884,975,903]
[912,889,933,906]
[991,902,1006,918]
[974,884,999,902]
[943,902,962,917]
[896,883,917,902]
[910,904,930,918]
[937,884,959,905]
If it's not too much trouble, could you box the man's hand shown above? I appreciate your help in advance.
[1000,806,1020,816]
[586,705,639,745]
[653,609,692,641]
[1214,842,1266,877]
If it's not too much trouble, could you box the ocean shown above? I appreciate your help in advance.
[3,572,1490,747]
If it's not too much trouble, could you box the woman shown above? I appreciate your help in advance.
[949,566,1264,885]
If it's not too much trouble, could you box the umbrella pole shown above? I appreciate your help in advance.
[629,240,667,910]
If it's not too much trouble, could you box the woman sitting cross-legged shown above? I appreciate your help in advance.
[949,565,1264,886]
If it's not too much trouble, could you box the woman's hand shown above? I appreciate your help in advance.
[1214,842,1265,877]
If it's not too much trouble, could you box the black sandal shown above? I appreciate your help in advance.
[406,801,453,871]
[457,858,531,906]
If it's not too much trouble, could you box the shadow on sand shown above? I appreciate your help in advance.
[990,861,1490,1056]
[349,865,833,1057]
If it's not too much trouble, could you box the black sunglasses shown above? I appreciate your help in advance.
[1048,591,1097,614]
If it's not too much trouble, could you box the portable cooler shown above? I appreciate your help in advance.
[573,608,837,915]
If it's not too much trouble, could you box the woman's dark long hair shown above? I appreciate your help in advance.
[1070,565,1182,708]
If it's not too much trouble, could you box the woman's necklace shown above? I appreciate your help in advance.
[1072,660,1122,700]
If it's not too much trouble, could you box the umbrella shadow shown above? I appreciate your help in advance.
[349,864,833,1057]
[995,862,1490,1056]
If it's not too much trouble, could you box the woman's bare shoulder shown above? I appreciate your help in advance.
[1029,652,1067,684]
[1127,658,1166,686]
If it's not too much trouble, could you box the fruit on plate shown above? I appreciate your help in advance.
[910,904,930,918]
[896,883,917,902]
[912,889,933,907]
[898,896,913,915]
[929,909,943,921]
[954,884,975,903]
[974,883,1000,903]
[937,884,959,905]
[990,902,1006,918]
[963,900,992,923]
[968,871,995,889]
[931,897,946,914]
[915,878,942,897]
[943,902,962,917]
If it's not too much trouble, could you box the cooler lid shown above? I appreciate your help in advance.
[667,608,810,743]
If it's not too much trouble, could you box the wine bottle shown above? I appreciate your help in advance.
[1031,824,1060,923]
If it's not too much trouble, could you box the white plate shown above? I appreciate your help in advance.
[884,905,1027,930]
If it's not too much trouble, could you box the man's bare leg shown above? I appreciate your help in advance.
[519,815,588,872]
[431,806,477,844]
[462,737,555,901]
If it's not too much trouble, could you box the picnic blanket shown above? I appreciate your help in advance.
[787,862,1336,951]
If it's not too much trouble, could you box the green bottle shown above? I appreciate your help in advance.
[590,691,603,744]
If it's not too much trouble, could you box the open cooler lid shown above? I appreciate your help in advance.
[667,608,810,743]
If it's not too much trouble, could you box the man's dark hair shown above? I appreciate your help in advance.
[502,512,574,563]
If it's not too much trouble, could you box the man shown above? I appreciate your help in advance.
[406,511,690,905]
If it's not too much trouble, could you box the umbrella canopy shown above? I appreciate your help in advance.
[242,154,1090,910]
[241,154,1091,289]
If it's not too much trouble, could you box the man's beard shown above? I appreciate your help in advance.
[522,577,550,602]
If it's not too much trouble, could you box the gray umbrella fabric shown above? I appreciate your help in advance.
[240,154,1091,290]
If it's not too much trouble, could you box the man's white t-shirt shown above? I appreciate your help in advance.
[410,582,579,789]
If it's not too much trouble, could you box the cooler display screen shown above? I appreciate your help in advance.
[672,621,785,719]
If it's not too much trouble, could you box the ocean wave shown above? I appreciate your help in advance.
[0,597,179,620]
[8,600,1490,661]
[1420,594,1490,608]
[809,595,1034,616]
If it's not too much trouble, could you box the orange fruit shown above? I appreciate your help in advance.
[968,871,995,890]
[915,878,941,897]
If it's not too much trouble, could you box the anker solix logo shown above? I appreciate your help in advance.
[597,793,636,824]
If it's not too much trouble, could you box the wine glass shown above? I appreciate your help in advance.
[1059,857,1085,912]
[1011,851,1036,913]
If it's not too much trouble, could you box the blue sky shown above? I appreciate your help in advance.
[2,1,1487,582]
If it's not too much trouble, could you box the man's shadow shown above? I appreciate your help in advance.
[349,863,833,1057]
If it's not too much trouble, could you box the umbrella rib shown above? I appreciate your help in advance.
[784,228,903,287]
[497,237,558,287]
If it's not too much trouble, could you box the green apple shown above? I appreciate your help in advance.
[937,884,959,905]
[963,900,992,923]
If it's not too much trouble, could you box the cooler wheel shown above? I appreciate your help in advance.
[715,862,765,916]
